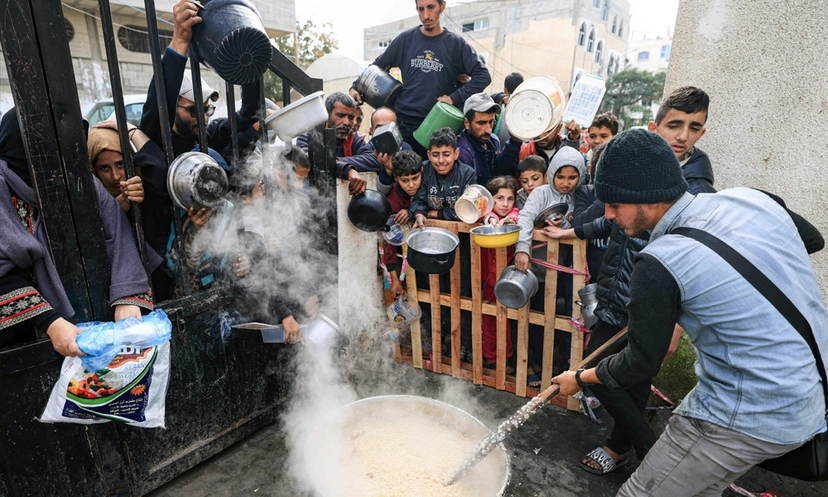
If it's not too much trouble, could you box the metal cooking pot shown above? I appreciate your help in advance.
[304,395,510,497]
[354,65,403,109]
[575,283,599,328]
[347,189,392,232]
[166,151,229,210]
[191,0,272,84]
[406,227,459,274]
[371,121,404,155]
[494,265,539,309]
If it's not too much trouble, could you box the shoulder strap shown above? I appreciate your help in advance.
[672,227,828,402]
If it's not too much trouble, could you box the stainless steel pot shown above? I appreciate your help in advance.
[166,151,229,210]
[575,283,599,328]
[406,227,459,274]
[354,65,403,108]
[494,265,539,309]
[303,395,510,497]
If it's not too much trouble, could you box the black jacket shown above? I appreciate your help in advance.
[682,148,716,195]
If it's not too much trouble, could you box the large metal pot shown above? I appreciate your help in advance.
[354,65,402,109]
[304,395,510,497]
[347,189,392,232]
[406,227,459,274]
[166,152,229,210]
[264,91,327,141]
[494,265,539,309]
[191,0,272,84]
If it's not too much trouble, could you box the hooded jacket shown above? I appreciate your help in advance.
[515,147,587,255]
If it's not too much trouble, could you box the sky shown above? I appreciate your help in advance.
[295,0,680,63]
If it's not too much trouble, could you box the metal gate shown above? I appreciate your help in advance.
[0,1,332,495]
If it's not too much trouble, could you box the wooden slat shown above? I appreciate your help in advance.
[541,240,560,391]
[404,245,423,369]
[515,303,530,397]
[413,290,574,328]
[567,235,588,410]
[395,349,568,408]
[471,237,483,384]
[429,274,442,374]
[495,247,507,390]
[397,220,589,412]
[449,224,462,377]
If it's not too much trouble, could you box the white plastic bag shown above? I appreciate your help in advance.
[40,341,170,428]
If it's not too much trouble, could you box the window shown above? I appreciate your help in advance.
[586,29,595,52]
[462,19,489,32]
[577,22,587,46]
[65,19,75,42]
[618,20,624,37]
[612,16,617,34]
[377,39,392,48]
[601,0,608,21]
[607,53,620,76]
[660,45,671,59]
[638,51,650,61]
[595,41,603,64]
[118,25,173,53]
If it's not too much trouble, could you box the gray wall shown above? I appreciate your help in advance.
[666,0,828,300]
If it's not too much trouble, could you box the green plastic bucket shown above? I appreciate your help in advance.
[413,102,464,148]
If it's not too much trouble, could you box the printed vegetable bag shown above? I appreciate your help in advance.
[41,310,173,428]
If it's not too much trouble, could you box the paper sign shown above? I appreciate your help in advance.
[562,75,607,128]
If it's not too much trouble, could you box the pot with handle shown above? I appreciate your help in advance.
[575,283,599,328]
[494,265,539,309]
[347,189,392,232]
[406,227,459,274]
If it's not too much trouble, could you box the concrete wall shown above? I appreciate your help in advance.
[666,0,828,299]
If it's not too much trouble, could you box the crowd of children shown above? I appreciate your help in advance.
[373,87,719,394]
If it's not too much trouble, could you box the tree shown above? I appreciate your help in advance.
[599,69,666,127]
[265,20,338,104]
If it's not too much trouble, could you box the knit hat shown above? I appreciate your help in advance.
[594,129,687,204]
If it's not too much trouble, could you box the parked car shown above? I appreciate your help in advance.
[83,94,146,127]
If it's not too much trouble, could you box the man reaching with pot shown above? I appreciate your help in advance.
[349,0,491,159]
[551,129,827,496]
[295,92,371,195]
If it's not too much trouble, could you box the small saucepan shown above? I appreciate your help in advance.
[494,265,539,309]
[406,227,459,274]
[347,189,392,232]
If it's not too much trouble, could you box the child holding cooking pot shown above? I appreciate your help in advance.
[480,176,520,372]
[409,127,476,228]
[378,149,423,297]
[514,146,588,385]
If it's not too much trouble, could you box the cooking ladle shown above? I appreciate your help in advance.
[444,327,628,486]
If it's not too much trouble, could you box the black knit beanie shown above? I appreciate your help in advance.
[594,128,688,204]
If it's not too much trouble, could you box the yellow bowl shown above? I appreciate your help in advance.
[470,224,521,248]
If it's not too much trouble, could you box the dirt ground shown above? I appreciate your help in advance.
[147,359,827,497]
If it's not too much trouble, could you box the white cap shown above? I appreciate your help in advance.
[179,72,219,104]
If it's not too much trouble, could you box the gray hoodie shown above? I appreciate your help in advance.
[516,147,587,255]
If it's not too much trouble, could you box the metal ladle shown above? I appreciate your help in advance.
[444,327,628,486]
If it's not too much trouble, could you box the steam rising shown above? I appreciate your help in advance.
[194,143,506,495]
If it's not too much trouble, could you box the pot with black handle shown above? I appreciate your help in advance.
[406,227,459,275]
[347,189,392,232]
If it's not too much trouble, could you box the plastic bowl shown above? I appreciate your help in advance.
[470,224,521,248]
[265,90,327,141]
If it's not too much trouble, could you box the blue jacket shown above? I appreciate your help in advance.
[456,130,521,186]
